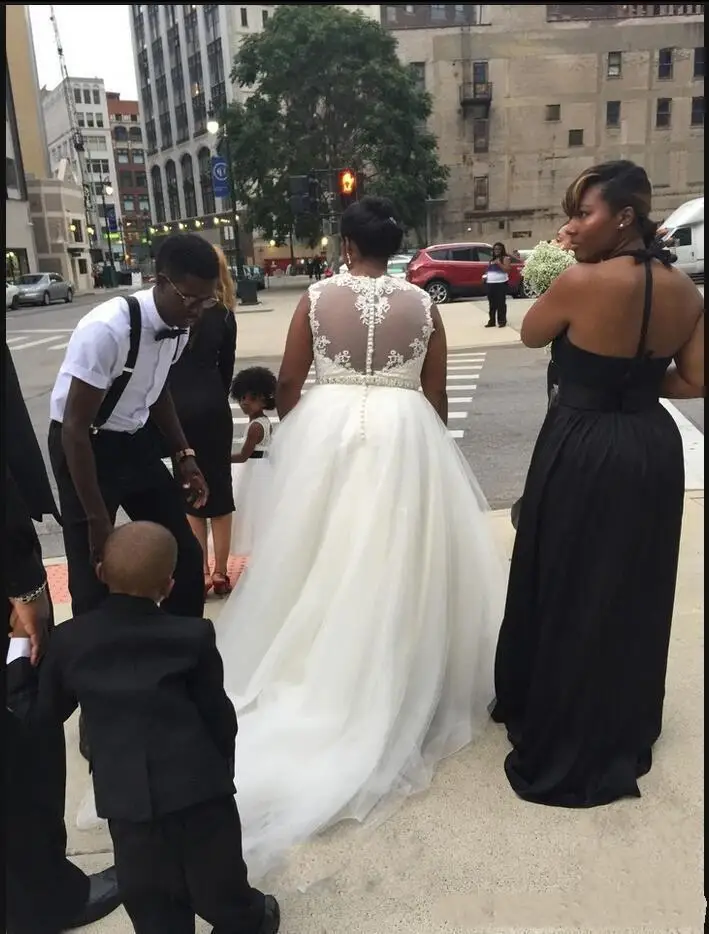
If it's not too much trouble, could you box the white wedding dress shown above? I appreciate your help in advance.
[213,272,507,876]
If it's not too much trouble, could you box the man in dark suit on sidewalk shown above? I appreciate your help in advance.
[5,342,121,933]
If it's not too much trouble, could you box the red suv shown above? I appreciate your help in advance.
[406,242,523,304]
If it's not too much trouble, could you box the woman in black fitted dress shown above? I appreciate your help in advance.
[169,246,237,596]
[492,161,705,808]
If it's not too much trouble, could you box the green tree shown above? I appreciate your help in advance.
[223,5,448,246]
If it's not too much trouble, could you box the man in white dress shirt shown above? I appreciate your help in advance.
[48,234,220,618]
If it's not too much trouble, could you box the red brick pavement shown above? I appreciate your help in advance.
[46,555,247,605]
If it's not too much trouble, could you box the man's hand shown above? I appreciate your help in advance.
[176,456,209,509]
[88,515,114,566]
[9,588,51,666]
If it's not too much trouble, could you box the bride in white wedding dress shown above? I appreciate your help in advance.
[215,197,506,876]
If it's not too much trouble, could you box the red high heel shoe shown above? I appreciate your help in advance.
[211,571,232,596]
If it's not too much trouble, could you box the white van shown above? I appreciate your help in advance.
[661,196,704,279]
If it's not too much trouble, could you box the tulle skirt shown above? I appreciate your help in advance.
[215,383,507,877]
[230,459,271,556]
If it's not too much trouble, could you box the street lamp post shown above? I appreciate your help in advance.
[99,179,117,275]
[207,106,246,285]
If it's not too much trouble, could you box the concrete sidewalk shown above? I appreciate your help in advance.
[51,497,704,933]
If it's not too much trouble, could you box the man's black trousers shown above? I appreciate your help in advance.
[48,421,204,618]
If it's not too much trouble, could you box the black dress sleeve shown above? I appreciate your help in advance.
[5,468,46,599]
[218,309,237,394]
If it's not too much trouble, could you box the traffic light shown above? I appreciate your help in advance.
[338,168,357,207]
[288,174,320,216]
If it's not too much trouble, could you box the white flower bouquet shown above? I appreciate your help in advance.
[521,239,577,298]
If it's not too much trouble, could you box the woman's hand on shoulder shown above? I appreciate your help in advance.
[521,264,591,348]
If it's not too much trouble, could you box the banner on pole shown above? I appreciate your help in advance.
[211,156,230,199]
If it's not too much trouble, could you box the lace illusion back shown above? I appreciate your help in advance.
[308,273,433,391]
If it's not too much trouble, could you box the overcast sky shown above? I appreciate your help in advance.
[29,4,138,99]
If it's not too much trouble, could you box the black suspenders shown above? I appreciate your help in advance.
[92,296,142,433]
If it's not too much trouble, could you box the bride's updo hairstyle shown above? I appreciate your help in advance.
[341,196,405,260]
[563,160,659,247]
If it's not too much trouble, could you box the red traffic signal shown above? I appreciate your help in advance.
[339,169,356,197]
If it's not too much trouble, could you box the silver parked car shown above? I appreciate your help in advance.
[13,272,74,307]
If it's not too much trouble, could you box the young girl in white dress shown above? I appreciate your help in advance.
[230,366,277,557]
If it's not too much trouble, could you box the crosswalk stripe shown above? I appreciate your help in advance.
[49,342,70,351]
[447,374,479,381]
[9,336,64,350]
[449,430,464,439]
[446,383,479,390]
[447,364,483,371]
[6,335,27,345]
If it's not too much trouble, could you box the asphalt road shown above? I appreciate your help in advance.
[7,292,704,558]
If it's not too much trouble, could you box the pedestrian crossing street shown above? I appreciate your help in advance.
[231,350,486,443]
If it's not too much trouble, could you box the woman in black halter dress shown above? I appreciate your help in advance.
[492,161,705,808]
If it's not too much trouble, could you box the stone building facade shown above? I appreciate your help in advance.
[381,3,704,246]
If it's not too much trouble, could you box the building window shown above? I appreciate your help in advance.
[192,92,207,136]
[198,146,215,215]
[545,104,561,121]
[431,4,447,22]
[96,114,104,128]
[165,4,177,28]
[165,160,181,220]
[130,126,143,142]
[78,258,89,275]
[658,48,673,80]
[74,88,82,103]
[86,114,95,128]
[93,89,100,104]
[77,113,85,127]
[691,96,704,126]
[133,149,145,164]
[410,62,426,92]
[151,165,165,222]
[146,119,157,154]
[159,111,173,150]
[607,51,622,78]
[114,125,128,142]
[568,128,584,146]
[655,98,672,128]
[472,61,488,84]
[472,118,489,154]
[181,153,197,217]
[606,100,621,127]
[131,114,138,122]
[71,219,83,243]
[135,172,148,188]
[116,149,130,164]
[473,176,489,210]
[694,47,705,78]
[123,197,135,213]
[385,6,397,22]
[138,196,151,212]
[262,10,269,25]
[120,171,134,187]
[175,102,189,143]
[6,156,19,191]
[204,4,219,42]
[83,89,91,103]
[240,7,248,27]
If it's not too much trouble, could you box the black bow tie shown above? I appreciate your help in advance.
[155,328,188,342]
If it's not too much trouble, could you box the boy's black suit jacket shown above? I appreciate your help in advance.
[37,595,238,822]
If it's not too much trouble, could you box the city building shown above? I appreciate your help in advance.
[6,5,91,288]
[6,57,38,279]
[128,3,275,260]
[380,3,704,245]
[106,91,152,265]
[42,76,124,264]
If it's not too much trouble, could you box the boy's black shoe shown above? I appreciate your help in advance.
[258,894,281,933]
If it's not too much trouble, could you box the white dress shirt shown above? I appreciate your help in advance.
[50,288,188,434]
[7,638,31,663]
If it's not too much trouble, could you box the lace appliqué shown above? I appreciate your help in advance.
[310,274,433,393]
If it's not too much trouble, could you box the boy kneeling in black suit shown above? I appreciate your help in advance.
[36,521,280,934]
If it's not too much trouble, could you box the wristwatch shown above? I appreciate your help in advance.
[174,448,196,463]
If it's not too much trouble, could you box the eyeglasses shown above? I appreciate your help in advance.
[163,275,218,310]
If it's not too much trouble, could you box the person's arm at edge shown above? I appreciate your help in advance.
[421,304,448,424]
[276,292,314,419]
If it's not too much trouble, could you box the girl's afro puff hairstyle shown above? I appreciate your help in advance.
[229,366,277,409]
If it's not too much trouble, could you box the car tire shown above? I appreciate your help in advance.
[426,280,451,304]
[65,289,73,303]
[42,291,50,306]
[10,296,18,310]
